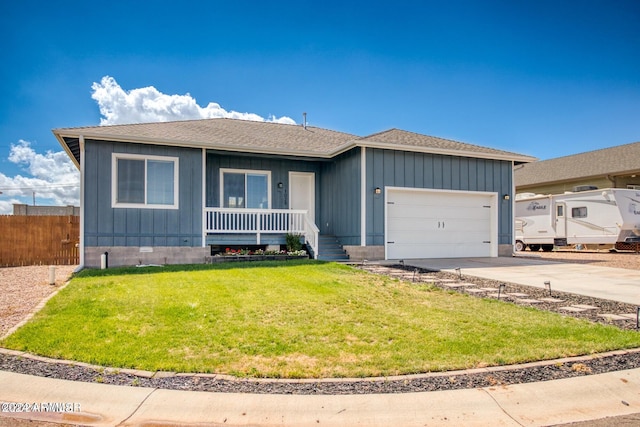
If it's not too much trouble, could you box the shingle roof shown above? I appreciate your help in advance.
[54,118,535,167]
[515,141,640,187]
[359,128,532,161]
[54,118,356,158]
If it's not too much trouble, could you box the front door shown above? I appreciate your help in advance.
[289,172,315,222]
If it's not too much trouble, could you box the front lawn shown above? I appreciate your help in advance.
[3,260,640,378]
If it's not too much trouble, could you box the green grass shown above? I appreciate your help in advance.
[3,260,640,378]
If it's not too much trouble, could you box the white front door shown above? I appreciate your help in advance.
[289,172,315,222]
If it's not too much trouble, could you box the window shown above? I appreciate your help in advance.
[572,207,587,218]
[220,169,270,209]
[112,153,179,209]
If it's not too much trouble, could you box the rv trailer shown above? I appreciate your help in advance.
[515,188,640,252]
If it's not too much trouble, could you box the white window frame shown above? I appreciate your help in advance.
[112,153,179,209]
[219,168,271,209]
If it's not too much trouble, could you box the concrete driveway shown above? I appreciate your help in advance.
[401,255,640,305]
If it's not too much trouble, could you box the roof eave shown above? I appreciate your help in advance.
[351,141,537,163]
[52,129,338,159]
[53,131,80,169]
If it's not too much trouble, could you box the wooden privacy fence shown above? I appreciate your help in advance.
[0,215,80,267]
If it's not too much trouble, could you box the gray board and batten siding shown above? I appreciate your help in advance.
[83,140,203,247]
[319,148,362,245]
[85,141,514,250]
[364,148,514,246]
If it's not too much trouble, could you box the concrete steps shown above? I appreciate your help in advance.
[317,235,349,261]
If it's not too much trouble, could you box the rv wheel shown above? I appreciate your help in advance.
[542,244,554,252]
[529,244,541,252]
[515,241,526,251]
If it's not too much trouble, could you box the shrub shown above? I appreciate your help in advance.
[285,233,303,252]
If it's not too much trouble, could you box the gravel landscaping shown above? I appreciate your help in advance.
[1,254,639,395]
[522,248,640,270]
[0,265,77,338]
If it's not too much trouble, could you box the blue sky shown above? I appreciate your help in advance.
[0,0,638,212]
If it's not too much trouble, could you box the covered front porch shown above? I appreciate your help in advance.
[201,150,355,261]
[204,207,320,258]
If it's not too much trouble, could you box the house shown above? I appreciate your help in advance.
[54,118,535,268]
[515,141,640,195]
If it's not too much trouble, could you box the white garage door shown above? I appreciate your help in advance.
[385,188,498,259]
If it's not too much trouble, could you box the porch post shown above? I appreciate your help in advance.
[256,211,261,245]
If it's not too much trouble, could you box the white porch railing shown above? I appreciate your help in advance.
[303,214,320,260]
[205,208,319,259]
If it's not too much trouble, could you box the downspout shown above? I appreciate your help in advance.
[76,135,85,272]
[511,160,516,255]
[360,146,366,246]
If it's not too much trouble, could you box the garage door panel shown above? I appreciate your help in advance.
[390,207,489,221]
[389,204,491,219]
[386,188,496,259]
[398,200,490,211]
[387,205,438,219]
[388,242,491,259]
[387,218,491,235]
[389,230,491,244]
[439,218,492,234]
[390,192,490,208]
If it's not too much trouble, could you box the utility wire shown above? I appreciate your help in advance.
[0,183,79,191]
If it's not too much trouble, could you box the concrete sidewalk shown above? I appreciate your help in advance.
[401,256,640,305]
[2,368,640,426]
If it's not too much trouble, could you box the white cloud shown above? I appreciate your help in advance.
[91,76,296,125]
[1,76,295,214]
[0,140,80,214]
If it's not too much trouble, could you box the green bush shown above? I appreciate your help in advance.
[285,233,303,252]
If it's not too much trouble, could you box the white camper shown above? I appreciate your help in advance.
[515,188,640,251]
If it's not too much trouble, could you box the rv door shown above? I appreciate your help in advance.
[556,202,566,238]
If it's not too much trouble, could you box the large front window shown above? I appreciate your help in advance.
[221,169,270,209]
[112,153,179,209]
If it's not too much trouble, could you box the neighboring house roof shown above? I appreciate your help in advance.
[54,118,535,168]
[515,141,640,188]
